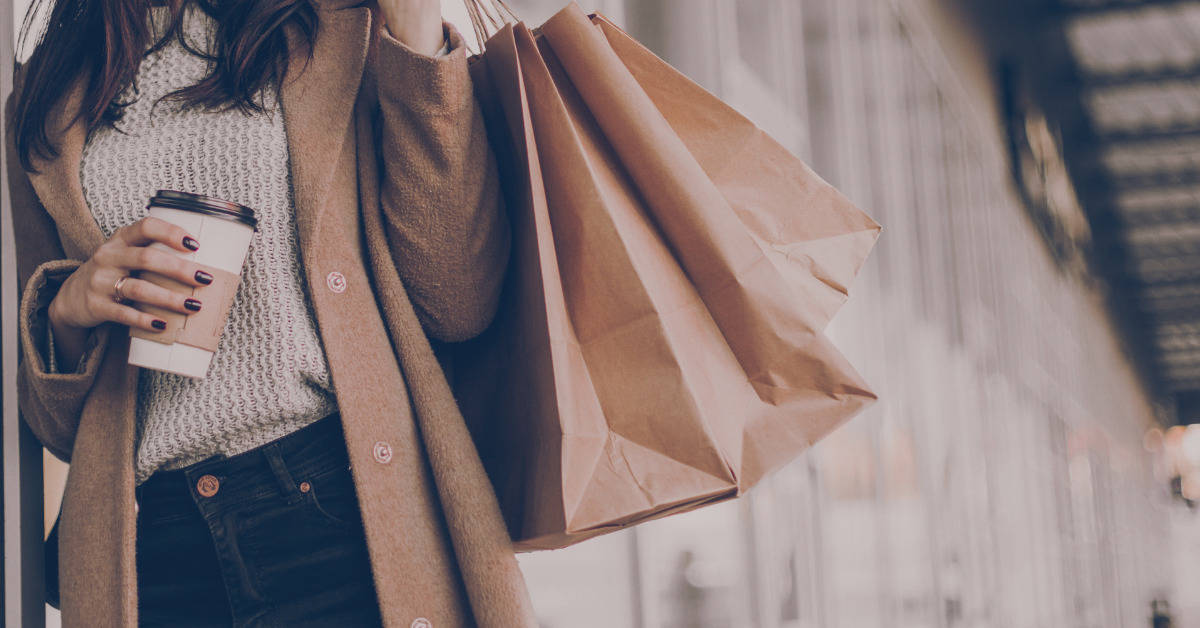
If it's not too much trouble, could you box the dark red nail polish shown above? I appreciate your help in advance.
[183,236,200,251]
[151,319,167,330]
[184,298,202,312]
[195,270,213,285]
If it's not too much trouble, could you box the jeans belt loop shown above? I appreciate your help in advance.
[263,442,303,505]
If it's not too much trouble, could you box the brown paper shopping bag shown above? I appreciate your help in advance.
[453,1,881,551]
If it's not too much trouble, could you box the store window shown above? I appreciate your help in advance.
[516,530,641,628]
[735,0,781,92]
[634,500,755,628]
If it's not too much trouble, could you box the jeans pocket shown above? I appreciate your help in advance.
[302,465,362,530]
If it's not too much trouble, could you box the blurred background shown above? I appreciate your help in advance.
[6,0,1200,626]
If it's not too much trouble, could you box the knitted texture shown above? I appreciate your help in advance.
[79,4,337,485]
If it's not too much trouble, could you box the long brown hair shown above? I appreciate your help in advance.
[11,0,321,174]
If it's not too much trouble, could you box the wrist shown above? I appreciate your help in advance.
[47,294,66,329]
[47,293,84,333]
[45,295,90,373]
[380,5,445,56]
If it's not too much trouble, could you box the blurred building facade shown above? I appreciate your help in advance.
[479,0,1179,627]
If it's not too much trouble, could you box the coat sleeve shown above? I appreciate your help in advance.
[6,62,111,463]
[369,16,511,343]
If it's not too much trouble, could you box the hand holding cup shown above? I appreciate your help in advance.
[49,190,256,378]
[47,216,210,366]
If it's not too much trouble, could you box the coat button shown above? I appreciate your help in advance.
[373,441,393,464]
[326,271,347,293]
[196,474,220,497]
[411,618,432,628]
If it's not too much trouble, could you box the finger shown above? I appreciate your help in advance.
[114,277,201,315]
[88,267,132,303]
[114,216,199,253]
[113,245,209,287]
[93,299,169,334]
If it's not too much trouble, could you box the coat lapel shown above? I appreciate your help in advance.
[24,1,372,259]
[281,3,372,243]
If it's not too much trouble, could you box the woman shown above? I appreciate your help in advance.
[7,0,537,625]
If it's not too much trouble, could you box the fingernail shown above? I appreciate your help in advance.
[182,236,200,251]
[195,270,213,285]
[184,298,202,312]
[151,319,167,330]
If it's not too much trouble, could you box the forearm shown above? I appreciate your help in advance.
[16,260,114,461]
[372,20,510,341]
[8,61,107,460]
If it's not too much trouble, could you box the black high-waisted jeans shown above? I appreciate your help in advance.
[133,412,384,627]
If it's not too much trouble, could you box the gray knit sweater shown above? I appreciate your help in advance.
[64,4,446,485]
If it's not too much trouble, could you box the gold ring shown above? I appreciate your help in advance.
[112,275,131,304]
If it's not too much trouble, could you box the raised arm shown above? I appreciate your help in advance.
[368,12,510,343]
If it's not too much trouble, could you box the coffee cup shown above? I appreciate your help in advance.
[128,190,258,378]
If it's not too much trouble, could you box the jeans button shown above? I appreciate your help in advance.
[411,618,432,628]
[196,474,220,497]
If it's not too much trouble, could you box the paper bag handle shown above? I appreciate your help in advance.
[462,0,519,49]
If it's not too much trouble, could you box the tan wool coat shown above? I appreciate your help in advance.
[5,0,539,625]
